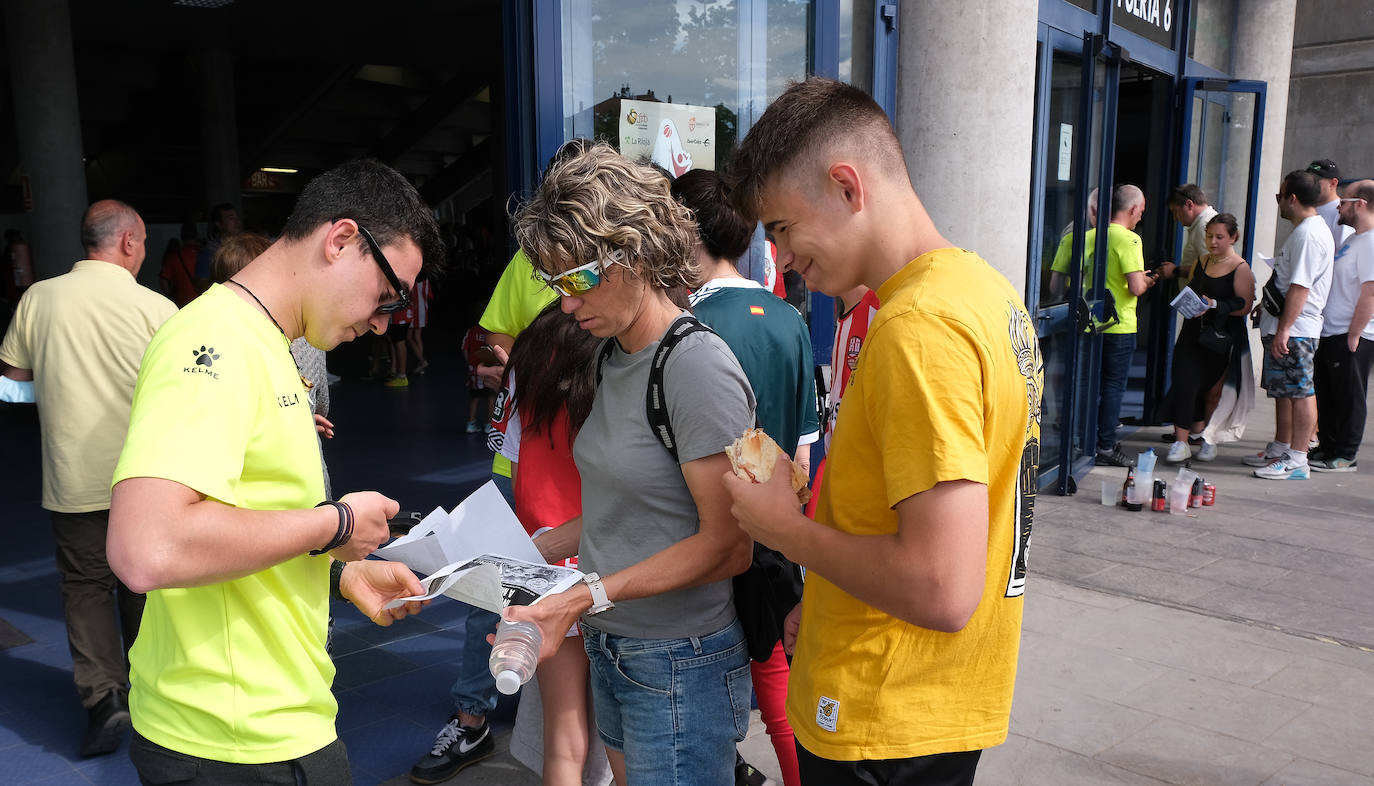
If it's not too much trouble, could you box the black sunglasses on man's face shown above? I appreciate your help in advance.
[353,223,411,314]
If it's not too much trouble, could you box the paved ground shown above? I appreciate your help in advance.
[2,355,1372,785]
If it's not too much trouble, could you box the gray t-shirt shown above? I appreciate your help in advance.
[573,320,756,639]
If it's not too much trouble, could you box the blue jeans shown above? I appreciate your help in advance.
[447,472,518,717]
[582,619,752,786]
[1097,332,1136,451]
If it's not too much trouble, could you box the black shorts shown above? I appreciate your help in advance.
[796,742,982,786]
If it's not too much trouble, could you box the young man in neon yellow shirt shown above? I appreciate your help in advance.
[108,160,442,783]
[722,77,1043,784]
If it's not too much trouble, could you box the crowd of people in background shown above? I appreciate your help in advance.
[1064,158,1373,481]
[2,71,1371,786]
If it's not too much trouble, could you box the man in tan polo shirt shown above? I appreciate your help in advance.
[0,200,176,757]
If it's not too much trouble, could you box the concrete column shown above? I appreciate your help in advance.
[3,0,89,279]
[197,17,241,215]
[894,0,1039,298]
[1231,0,1297,260]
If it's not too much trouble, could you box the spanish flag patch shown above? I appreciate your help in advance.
[749,305,765,316]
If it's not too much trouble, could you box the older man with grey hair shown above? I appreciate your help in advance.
[0,200,176,756]
[1093,183,1158,466]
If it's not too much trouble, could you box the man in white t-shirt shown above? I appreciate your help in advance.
[1311,180,1374,472]
[1161,184,1218,278]
[1248,170,1334,480]
[1308,159,1345,247]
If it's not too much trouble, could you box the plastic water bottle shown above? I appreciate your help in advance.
[488,620,542,695]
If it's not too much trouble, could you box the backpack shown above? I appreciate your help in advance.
[595,313,804,662]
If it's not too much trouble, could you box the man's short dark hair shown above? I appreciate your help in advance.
[281,159,445,277]
[1282,170,1323,207]
[724,77,904,222]
[1167,184,1207,208]
[671,169,753,262]
[80,200,140,251]
[1350,180,1374,205]
[209,203,236,231]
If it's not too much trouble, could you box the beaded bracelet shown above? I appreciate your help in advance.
[310,500,354,556]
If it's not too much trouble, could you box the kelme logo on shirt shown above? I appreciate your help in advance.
[184,345,222,379]
[194,346,220,367]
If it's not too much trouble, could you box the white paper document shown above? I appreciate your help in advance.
[1170,286,1210,319]
[377,481,583,612]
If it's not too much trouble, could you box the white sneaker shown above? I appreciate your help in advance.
[1254,454,1310,480]
[1196,441,1217,462]
[1165,440,1192,463]
[1242,441,1285,467]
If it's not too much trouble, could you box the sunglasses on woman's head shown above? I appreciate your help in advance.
[537,250,625,297]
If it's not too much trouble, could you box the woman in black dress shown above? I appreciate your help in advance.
[1160,213,1256,462]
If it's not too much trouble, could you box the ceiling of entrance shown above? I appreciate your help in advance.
[0,0,503,224]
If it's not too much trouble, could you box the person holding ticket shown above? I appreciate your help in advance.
[107,161,442,784]
[1158,213,1255,463]
[504,141,756,786]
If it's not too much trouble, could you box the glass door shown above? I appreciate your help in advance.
[1027,28,1119,494]
[1178,79,1267,263]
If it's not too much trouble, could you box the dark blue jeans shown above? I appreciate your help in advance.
[1097,332,1137,451]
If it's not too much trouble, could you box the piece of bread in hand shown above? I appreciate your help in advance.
[725,427,812,505]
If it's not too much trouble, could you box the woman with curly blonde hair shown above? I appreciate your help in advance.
[504,141,757,786]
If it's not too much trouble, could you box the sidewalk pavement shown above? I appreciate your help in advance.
[3,366,1372,785]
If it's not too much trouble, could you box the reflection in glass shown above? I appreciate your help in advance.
[560,0,811,169]
[838,0,874,93]
[1185,90,1255,244]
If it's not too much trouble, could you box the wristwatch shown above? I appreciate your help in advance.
[583,572,614,615]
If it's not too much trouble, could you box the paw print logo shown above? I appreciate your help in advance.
[193,346,221,367]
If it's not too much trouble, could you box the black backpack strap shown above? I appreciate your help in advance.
[594,337,616,387]
[646,314,715,462]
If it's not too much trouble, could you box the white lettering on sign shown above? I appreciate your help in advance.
[1116,0,1172,31]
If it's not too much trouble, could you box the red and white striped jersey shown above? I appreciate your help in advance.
[825,288,880,451]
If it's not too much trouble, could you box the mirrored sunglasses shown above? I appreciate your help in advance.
[537,250,624,297]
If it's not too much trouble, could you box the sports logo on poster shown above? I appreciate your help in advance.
[619,99,716,175]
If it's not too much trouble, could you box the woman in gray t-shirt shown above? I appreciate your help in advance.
[506,141,757,786]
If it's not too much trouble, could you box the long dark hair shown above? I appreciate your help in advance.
[506,302,601,440]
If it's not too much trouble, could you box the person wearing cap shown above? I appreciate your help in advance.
[1308,159,1349,247]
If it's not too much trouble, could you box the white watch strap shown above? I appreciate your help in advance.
[584,572,613,614]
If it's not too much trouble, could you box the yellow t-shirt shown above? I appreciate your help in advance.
[790,248,1043,761]
[113,285,333,763]
[479,249,557,477]
[0,260,175,512]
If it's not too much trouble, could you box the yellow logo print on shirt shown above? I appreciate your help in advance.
[816,696,839,732]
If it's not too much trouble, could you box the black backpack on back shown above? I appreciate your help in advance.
[595,314,804,662]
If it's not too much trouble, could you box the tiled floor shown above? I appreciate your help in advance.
[0,359,519,784]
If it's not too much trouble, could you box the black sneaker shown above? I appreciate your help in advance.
[410,717,494,784]
[1095,444,1133,467]
[80,691,131,758]
[735,751,767,786]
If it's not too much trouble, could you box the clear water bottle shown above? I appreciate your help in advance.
[488,619,542,695]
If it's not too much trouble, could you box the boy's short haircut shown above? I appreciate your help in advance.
[280,159,446,278]
[724,77,904,223]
